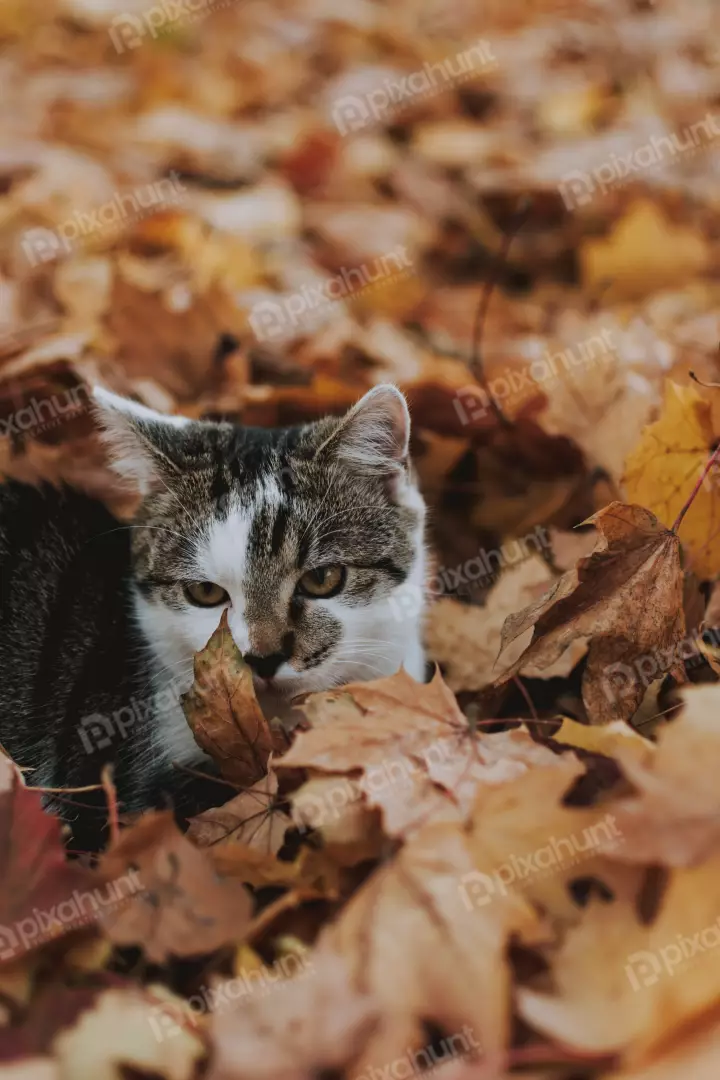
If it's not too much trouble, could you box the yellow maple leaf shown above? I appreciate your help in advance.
[623,381,720,577]
[581,200,709,300]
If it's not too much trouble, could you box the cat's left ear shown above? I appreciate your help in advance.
[91,387,197,494]
[319,384,410,473]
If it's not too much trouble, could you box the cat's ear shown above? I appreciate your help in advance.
[92,387,193,493]
[319,384,410,472]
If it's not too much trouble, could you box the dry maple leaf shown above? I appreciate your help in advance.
[551,716,654,767]
[623,381,720,579]
[289,774,386,867]
[519,851,720,1062]
[99,812,252,963]
[425,557,588,693]
[278,669,468,773]
[182,611,286,788]
[496,502,686,724]
[207,952,378,1080]
[602,683,720,866]
[0,981,205,1080]
[52,985,207,1080]
[0,757,103,964]
[466,757,640,922]
[210,844,342,896]
[581,201,710,301]
[279,669,563,838]
[280,670,469,839]
[318,821,543,1067]
[186,771,291,855]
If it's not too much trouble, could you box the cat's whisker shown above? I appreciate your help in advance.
[334,639,402,650]
[327,651,391,669]
[135,656,196,700]
[310,503,385,537]
[155,472,198,523]
[105,524,191,543]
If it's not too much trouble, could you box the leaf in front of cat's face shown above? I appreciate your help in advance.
[496,502,686,725]
[99,811,252,963]
[0,755,102,965]
[181,610,287,788]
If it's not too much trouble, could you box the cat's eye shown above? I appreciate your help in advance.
[184,581,229,607]
[296,565,346,598]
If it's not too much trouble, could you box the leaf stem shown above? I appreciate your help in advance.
[101,764,120,845]
[469,198,532,428]
[671,441,720,534]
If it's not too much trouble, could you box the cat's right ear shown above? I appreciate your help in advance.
[91,387,193,494]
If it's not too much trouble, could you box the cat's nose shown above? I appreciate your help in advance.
[243,651,287,679]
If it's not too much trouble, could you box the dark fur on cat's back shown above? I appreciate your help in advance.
[0,482,219,845]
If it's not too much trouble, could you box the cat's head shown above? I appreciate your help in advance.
[93,385,427,701]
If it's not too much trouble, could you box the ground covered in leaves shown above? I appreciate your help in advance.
[2,0,720,1077]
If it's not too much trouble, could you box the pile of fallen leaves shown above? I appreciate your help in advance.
[4,0,720,1076]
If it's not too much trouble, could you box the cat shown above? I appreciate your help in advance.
[0,384,427,847]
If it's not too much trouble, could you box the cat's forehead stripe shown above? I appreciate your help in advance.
[199,502,253,588]
[198,472,291,583]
